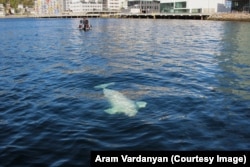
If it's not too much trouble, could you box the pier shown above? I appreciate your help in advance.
[115,13,210,20]
[28,11,210,20]
[5,12,250,21]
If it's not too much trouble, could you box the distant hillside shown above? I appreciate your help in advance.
[0,0,34,9]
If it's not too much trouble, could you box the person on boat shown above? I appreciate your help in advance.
[83,17,90,30]
[79,19,84,29]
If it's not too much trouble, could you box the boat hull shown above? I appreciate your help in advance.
[78,24,92,31]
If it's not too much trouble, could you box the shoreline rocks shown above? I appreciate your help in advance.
[208,13,250,21]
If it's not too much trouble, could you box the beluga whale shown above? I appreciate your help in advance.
[94,82,147,117]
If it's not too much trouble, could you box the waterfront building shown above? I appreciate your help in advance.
[16,4,25,14]
[0,4,4,16]
[103,0,128,10]
[34,0,239,15]
[35,0,128,15]
[35,0,64,15]
[128,0,160,13]
[231,0,250,11]
[160,0,231,13]
[63,0,71,12]
[69,0,103,13]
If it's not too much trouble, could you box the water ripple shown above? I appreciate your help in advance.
[0,18,250,165]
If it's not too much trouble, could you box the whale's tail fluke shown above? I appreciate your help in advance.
[94,82,115,89]
[136,101,147,108]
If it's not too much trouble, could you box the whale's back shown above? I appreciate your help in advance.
[95,83,147,117]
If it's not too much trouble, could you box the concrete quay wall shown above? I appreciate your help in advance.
[2,13,250,22]
[28,13,210,20]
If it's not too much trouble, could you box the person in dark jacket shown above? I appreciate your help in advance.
[83,17,90,30]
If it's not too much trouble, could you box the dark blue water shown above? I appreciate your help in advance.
[0,18,250,166]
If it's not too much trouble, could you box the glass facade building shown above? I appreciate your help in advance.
[160,1,198,13]
[231,0,250,12]
[160,0,231,14]
[128,0,160,13]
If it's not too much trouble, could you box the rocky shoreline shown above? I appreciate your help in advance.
[208,13,250,21]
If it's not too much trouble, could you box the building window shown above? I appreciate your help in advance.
[175,1,186,8]
[231,0,249,11]
[160,3,174,13]
[191,8,201,13]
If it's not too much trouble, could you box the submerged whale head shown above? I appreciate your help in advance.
[95,83,147,117]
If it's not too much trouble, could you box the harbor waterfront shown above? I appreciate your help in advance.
[1,12,250,21]
[0,18,250,166]
[0,12,210,20]
[32,12,211,20]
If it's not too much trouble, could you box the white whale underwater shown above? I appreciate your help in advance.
[94,83,147,117]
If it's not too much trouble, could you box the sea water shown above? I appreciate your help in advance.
[0,18,249,166]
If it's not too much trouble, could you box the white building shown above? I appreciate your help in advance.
[35,0,231,15]
[103,0,128,10]
[0,4,5,16]
[128,0,160,13]
[160,0,231,13]
[35,0,103,15]
[63,0,71,12]
[69,0,103,13]
[35,0,64,15]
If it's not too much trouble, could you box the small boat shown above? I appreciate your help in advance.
[78,24,92,31]
[78,19,92,31]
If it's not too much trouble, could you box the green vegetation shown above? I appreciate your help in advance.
[0,0,34,9]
